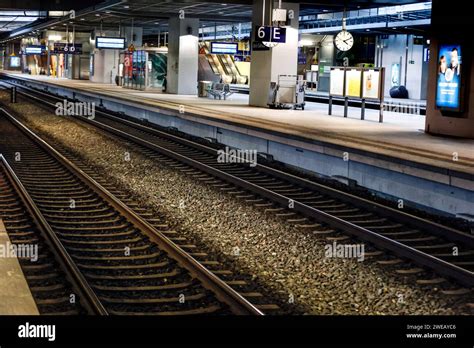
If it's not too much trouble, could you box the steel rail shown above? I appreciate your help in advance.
[0,154,108,315]
[0,107,264,316]
[3,82,474,288]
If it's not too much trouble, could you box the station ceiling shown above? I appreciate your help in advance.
[1,0,429,41]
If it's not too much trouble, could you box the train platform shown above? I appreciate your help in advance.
[0,219,39,315]
[1,71,473,216]
[1,72,471,172]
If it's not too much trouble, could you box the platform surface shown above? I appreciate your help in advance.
[0,219,39,315]
[2,71,473,175]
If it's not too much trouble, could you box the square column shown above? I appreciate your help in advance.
[167,17,199,95]
[249,1,300,107]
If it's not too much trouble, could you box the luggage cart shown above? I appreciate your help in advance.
[267,74,306,110]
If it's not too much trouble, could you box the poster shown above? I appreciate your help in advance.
[10,56,20,68]
[345,69,362,98]
[436,44,462,110]
[391,63,400,87]
[362,69,380,99]
[329,68,344,96]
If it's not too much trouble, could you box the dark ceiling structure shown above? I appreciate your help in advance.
[0,0,429,42]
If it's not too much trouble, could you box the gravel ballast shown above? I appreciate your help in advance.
[1,91,471,315]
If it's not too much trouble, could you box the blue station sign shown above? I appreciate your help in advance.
[254,26,286,44]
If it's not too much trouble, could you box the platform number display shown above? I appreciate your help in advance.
[254,26,286,44]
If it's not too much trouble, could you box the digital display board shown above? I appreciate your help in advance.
[210,42,238,55]
[24,46,45,55]
[362,69,381,99]
[436,44,462,111]
[96,37,126,49]
[329,68,345,96]
[345,69,362,98]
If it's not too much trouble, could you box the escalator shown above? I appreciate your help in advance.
[199,42,247,84]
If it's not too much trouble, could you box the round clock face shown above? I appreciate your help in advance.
[335,30,354,51]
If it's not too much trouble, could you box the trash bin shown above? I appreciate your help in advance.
[198,81,212,97]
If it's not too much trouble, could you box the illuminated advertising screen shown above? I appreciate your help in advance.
[362,69,381,99]
[329,68,344,96]
[10,56,20,68]
[345,69,362,98]
[96,37,126,49]
[436,44,462,111]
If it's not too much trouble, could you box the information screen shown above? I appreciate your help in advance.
[345,69,362,98]
[24,46,45,55]
[96,37,126,49]
[436,44,462,111]
[329,68,345,96]
[210,42,238,55]
[362,69,381,99]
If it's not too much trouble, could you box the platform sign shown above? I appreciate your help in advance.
[345,69,362,98]
[210,42,238,55]
[53,43,83,54]
[329,67,345,96]
[254,26,286,44]
[96,37,126,49]
[251,41,270,51]
[362,69,381,100]
[436,44,463,111]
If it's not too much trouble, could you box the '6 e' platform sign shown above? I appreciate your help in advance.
[254,26,286,44]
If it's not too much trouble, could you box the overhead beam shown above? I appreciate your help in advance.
[0,0,105,11]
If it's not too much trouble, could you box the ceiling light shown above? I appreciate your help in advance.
[95,14,100,17]
[80,18,85,21]
[124,5,130,9]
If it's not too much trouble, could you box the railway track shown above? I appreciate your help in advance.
[0,155,102,315]
[0,108,263,315]
[2,81,474,293]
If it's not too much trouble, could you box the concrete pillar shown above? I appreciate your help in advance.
[425,0,474,138]
[167,17,199,95]
[249,1,299,107]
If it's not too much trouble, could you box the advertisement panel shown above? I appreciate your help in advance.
[345,69,362,98]
[10,56,20,68]
[436,44,462,111]
[329,68,345,96]
[362,69,381,99]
